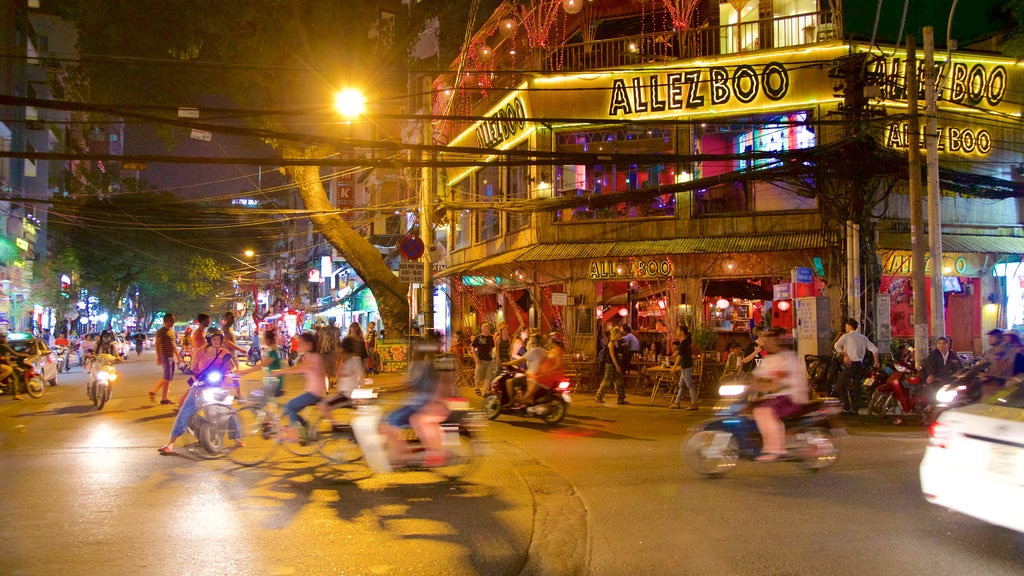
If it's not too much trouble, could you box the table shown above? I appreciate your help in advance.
[642,365,681,404]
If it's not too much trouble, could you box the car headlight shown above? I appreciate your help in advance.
[718,383,748,397]
[935,385,960,404]
[96,370,110,381]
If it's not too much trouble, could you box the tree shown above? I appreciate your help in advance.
[66,0,470,333]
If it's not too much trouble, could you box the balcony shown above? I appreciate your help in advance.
[544,10,836,73]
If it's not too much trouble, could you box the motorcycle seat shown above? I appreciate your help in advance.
[783,399,826,420]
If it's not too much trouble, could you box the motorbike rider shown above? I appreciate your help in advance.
[95,330,118,357]
[319,336,365,419]
[158,328,239,454]
[977,329,1014,380]
[750,328,810,461]
[519,332,567,407]
[382,333,450,466]
[0,333,24,399]
[500,333,547,406]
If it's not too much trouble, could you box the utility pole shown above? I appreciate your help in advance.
[907,35,928,367]
[924,26,946,342]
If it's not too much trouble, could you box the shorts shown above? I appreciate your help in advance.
[387,404,418,429]
[161,357,175,381]
[758,395,805,418]
[474,360,494,383]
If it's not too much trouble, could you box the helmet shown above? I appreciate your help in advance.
[206,327,224,345]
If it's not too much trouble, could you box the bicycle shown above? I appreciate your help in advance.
[222,376,363,467]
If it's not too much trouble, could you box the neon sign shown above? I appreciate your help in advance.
[608,63,789,116]
[884,122,992,156]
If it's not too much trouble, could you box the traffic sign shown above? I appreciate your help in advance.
[399,235,425,260]
[399,261,424,284]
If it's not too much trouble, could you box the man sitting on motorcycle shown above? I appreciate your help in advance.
[0,333,22,399]
[923,336,962,388]
[158,328,239,454]
[750,328,810,462]
[517,333,565,407]
[382,333,450,467]
[499,332,546,406]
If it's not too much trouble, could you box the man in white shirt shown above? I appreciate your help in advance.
[833,319,879,415]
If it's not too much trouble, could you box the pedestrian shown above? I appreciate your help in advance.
[317,318,342,386]
[365,321,378,374]
[133,331,145,358]
[595,326,627,404]
[833,319,880,415]
[495,322,513,365]
[181,325,193,354]
[344,321,368,368]
[147,314,182,405]
[740,331,765,373]
[620,325,641,373]
[190,314,212,358]
[510,326,530,361]
[471,322,496,394]
[289,332,300,366]
[669,325,698,410]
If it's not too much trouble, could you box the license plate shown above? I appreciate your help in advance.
[987,444,1020,478]
[561,393,572,403]
[862,377,875,387]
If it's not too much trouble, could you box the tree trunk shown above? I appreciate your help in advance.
[283,147,410,334]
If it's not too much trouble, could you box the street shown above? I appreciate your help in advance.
[0,352,1021,576]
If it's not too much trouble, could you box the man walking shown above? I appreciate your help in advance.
[471,323,496,394]
[833,319,879,415]
[148,314,182,405]
[317,317,342,386]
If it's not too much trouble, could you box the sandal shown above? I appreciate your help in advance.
[157,446,174,455]
[755,452,785,462]
[147,391,156,403]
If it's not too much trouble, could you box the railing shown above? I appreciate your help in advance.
[546,10,836,72]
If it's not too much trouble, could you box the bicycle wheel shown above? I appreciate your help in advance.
[318,421,362,464]
[226,406,280,466]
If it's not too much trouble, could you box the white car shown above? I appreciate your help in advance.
[920,384,1024,533]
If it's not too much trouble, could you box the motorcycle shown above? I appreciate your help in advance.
[682,381,844,477]
[350,391,487,480]
[805,354,842,397]
[481,364,572,425]
[930,366,1007,423]
[52,345,72,373]
[86,353,119,410]
[866,362,930,423]
[0,359,46,399]
[185,369,237,457]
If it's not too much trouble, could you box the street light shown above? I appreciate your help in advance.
[334,88,366,118]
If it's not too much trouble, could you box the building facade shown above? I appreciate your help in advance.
[435,0,1023,359]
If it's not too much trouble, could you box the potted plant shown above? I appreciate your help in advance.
[691,324,719,357]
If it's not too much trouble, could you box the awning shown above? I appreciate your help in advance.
[879,233,1024,254]
[436,232,830,278]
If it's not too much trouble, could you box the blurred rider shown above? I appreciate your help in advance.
[923,336,962,387]
[0,333,22,399]
[750,328,809,462]
[383,333,449,466]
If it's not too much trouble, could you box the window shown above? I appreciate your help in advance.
[719,0,760,54]
[554,126,677,221]
[476,165,500,242]
[453,180,472,250]
[507,146,530,231]
[695,110,817,215]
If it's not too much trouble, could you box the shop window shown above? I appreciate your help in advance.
[554,127,677,221]
[476,165,500,242]
[452,180,472,250]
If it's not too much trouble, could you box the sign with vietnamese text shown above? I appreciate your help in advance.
[399,261,424,284]
[550,292,568,306]
[773,283,792,300]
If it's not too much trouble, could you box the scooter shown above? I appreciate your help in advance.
[481,365,572,425]
[185,370,237,457]
[867,362,930,423]
[86,353,119,410]
[0,360,46,399]
[930,366,1008,423]
[682,381,844,477]
[52,345,71,373]
[349,392,487,480]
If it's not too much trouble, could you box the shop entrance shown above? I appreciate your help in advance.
[597,280,671,355]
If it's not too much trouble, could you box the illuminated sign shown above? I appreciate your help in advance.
[884,123,992,156]
[883,254,969,275]
[476,96,528,148]
[608,62,789,116]
[231,198,260,207]
[14,238,29,251]
[871,54,1011,111]
[588,259,672,280]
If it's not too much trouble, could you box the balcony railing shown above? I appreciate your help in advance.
[545,11,836,73]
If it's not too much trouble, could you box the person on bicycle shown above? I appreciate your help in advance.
[158,328,239,455]
[319,336,365,420]
[382,333,450,467]
[272,332,326,441]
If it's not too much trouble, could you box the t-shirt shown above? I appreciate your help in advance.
[472,334,495,361]
[753,350,809,404]
[523,347,549,374]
